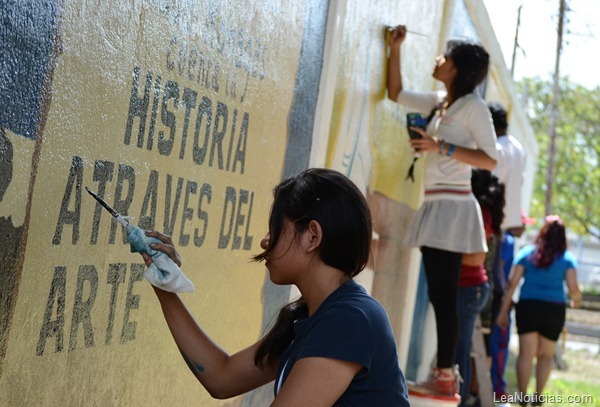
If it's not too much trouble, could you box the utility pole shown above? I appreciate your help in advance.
[545,0,566,216]
[510,4,523,77]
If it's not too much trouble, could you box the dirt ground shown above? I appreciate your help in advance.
[565,306,600,349]
[567,307,600,326]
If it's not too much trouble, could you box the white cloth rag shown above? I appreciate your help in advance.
[126,224,195,293]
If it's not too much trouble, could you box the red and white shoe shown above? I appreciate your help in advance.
[408,365,462,400]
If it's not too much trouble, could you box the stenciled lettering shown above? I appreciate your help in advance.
[158,80,179,156]
[90,160,115,244]
[37,266,67,355]
[121,263,144,344]
[164,174,184,237]
[110,164,136,244]
[37,262,146,355]
[218,186,254,250]
[54,157,260,249]
[123,65,250,175]
[195,183,212,247]
[52,156,83,245]
[139,170,159,230]
[106,263,126,345]
[69,264,98,351]
[124,66,151,147]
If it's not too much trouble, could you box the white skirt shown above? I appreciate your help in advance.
[404,188,488,254]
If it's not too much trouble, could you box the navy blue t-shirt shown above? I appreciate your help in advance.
[274,280,409,406]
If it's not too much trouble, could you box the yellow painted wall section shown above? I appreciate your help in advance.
[324,0,449,365]
[0,1,316,406]
[327,0,447,206]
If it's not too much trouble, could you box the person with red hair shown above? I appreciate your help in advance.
[496,216,581,404]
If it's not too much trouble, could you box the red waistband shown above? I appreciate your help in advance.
[459,264,488,287]
[425,188,472,195]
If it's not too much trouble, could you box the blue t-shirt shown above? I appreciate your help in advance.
[274,280,409,406]
[515,245,577,304]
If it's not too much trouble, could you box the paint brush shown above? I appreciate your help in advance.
[386,25,428,37]
[85,186,195,292]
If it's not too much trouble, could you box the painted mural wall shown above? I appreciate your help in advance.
[1,0,536,406]
[0,1,327,405]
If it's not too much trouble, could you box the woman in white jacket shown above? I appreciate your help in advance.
[388,25,497,397]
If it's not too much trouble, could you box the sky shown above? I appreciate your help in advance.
[483,0,600,89]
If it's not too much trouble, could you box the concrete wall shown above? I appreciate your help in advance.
[0,0,536,406]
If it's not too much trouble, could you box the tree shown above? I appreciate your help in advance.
[518,77,600,239]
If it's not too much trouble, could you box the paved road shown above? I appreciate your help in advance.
[565,321,600,338]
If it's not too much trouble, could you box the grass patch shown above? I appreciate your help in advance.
[503,346,600,406]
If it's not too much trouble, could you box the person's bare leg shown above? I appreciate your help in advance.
[535,335,557,394]
[517,332,538,394]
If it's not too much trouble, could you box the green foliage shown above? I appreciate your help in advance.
[582,285,600,296]
[517,77,600,238]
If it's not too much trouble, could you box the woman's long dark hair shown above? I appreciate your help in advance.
[253,168,372,368]
[532,215,567,269]
[471,169,504,235]
[423,41,489,129]
[446,39,489,102]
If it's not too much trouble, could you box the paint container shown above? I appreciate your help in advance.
[407,382,461,407]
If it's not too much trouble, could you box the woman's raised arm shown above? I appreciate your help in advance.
[387,26,407,101]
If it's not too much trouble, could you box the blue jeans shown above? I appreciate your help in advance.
[490,314,511,395]
[456,283,490,405]
[406,262,429,381]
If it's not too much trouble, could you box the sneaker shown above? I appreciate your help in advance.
[413,365,462,396]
